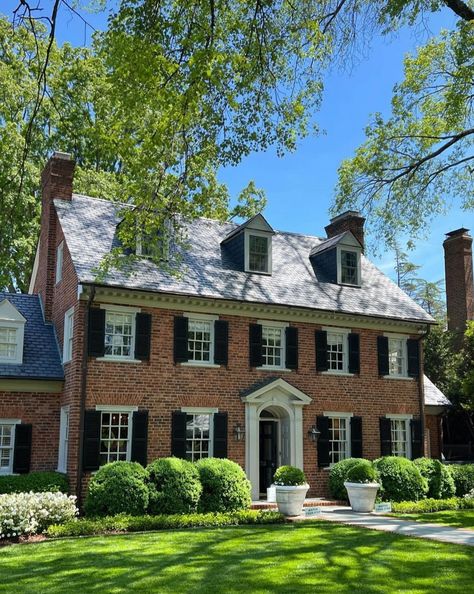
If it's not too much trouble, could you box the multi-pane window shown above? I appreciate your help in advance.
[340,250,359,285]
[248,235,269,273]
[0,424,14,473]
[63,308,74,363]
[328,417,350,465]
[327,332,346,372]
[388,338,406,376]
[0,327,17,361]
[185,414,212,461]
[105,311,134,358]
[262,326,283,368]
[99,412,131,465]
[390,418,409,457]
[188,319,212,363]
[58,407,69,473]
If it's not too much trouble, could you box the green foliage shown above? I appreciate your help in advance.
[146,457,202,515]
[448,464,474,497]
[196,458,251,513]
[84,462,149,517]
[329,458,367,500]
[413,458,455,499]
[345,460,378,484]
[0,471,68,495]
[47,510,284,538]
[273,466,307,486]
[374,457,428,502]
[392,496,474,514]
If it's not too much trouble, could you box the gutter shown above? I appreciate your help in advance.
[418,329,428,456]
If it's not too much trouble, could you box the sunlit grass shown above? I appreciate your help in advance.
[392,510,474,530]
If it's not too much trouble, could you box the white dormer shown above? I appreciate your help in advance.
[336,233,362,286]
[0,299,26,365]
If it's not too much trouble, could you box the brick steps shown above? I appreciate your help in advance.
[251,498,346,510]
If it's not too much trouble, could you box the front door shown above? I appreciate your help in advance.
[259,421,278,495]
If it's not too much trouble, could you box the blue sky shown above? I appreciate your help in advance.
[4,1,473,286]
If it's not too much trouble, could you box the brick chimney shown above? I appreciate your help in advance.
[443,228,473,350]
[34,152,75,320]
[325,210,366,250]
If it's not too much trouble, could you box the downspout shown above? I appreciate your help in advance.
[76,284,95,505]
[418,328,428,457]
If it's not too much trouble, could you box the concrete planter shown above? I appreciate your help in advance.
[275,484,309,516]
[344,481,380,513]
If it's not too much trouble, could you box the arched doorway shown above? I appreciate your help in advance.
[259,406,291,495]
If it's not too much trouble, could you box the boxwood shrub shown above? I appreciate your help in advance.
[374,457,428,502]
[273,465,307,487]
[0,471,68,495]
[147,457,202,514]
[392,497,474,514]
[414,458,455,499]
[448,464,474,497]
[329,458,367,500]
[84,462,149,517]
[196,458,251,512]
[345,460,377,484]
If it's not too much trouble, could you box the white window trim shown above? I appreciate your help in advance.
[57,406,70,473]
[258,320,288,371]
[0,419,20,476]
[63,307,74,364]
[384,333,410,379]
[182,312,219,367]
[0,320,25,365]
[386,414,413,459]
[321,326,353,375]
[98,305,141,362]
[323,412,353,467]
[336,245,361,287]
[244,229,272,275]
[55,241,64,285]
[182,410,215,461]
[95,406,137,465]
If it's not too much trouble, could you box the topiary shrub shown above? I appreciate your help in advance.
[0,472,68,495]
[329,458,367,500]
[147,457,202,514]
[448,464,474,497]
[374,457,428,502]
[196,458,251,512]
[273,465,307,486]
[414,458,455,499]
[345,460,378,484]
[84,461,149,517]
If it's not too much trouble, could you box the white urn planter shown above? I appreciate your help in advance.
[344,481,380,513]
[275,484,309,516]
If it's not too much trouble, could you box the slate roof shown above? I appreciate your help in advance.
[309,231,356,256]
[55,194,435,324]
[0,293,63,380]
[424,375,451,407]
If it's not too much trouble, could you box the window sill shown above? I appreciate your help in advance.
[96,357,142,364]
[383,375,414,381]
[321,371,355,377]
[180,362,221,369]
[258,366,293,372]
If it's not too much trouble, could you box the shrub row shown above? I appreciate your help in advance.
[0,472,68,495]
[448,464,474,497]
[47,510,284,538]
[392,497,474,514]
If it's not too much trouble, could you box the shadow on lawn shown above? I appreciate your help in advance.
[1,522,473,593]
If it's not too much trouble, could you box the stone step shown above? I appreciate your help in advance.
[251,498,346,510]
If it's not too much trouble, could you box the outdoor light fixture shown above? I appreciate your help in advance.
[234,424,245,441]
[308,425,320,442]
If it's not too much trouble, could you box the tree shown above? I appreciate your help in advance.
[393,242,420,296]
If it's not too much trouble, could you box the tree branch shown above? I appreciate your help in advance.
[443,0,474,21]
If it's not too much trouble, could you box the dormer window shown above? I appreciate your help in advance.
[247,233,270,273]
[340,249,359,285]
[0,299,26,365]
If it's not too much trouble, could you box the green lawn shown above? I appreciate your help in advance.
[391,510,474,530]
[1,522,473,593]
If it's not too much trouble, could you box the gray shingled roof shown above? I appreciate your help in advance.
[55,194,434,324]
[424,375,451,406]
[0,293,63,380]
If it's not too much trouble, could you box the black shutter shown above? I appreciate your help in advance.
[213,412,228,458]
[315,330,328,372]
[316,415,330,468]
[377,336,389,376]
[82,410,101,471]
[214,320,229,366]
[171,411,187,458]
[88,308,105,357]
[350,416,363,458]
[249,323,263,367]
[407,339,420,378]
[411,419,423,459]
[174,316,189,363]
[285,326,298,370]
[131,410,149,466]
[12,424,32,474]
[379,417,392,457]
[135,313,152,361]
[348,333,360,374]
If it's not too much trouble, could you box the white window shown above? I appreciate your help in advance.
[63,307,74,363]
[0,327,18,362]
[337,247,361,286]
[327,332,347,372]
[388,416,411,458]
[0,421,19,475]
[57,406,70,473]
[262,325,285,369]
[388,337,407,377]
[245,231,272,274]
[99,411,132,465]
[56,241,64,284]
[104,310,134,359]
[188,319,213,363]
[185,413,213,462]
[0,299,26,365]
[325,413,352,465]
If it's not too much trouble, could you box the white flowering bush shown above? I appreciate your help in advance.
[464,488,474,500]
[0,491,78,539]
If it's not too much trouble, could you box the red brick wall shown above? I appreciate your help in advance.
[425,413,442,459]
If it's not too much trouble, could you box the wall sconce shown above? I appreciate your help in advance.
[308,426,320,443]
[234,424,245,441]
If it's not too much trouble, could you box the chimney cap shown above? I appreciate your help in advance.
[445,228,470,238]
[52,151,72,161]
[329,210,364,224]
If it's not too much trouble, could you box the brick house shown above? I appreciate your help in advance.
[0,152,451,501]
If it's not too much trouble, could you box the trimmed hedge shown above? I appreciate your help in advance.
[374,457,428,502]
[392,497,474,514]
[273,465,307,487]
[413,458,455,499]
[147,457,202,514]
[0,472,68,495]
[47,510,284,538]
[84,462,149,517]
[196,458,251,513]
[329,458,366,500]
[448,464,474,497]
[346,460,377,484]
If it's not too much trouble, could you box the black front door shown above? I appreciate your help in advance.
[259,421,278,495]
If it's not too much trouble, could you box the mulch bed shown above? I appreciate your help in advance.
[0,534,47,547]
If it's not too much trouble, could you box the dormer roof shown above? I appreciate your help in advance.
[309,231,362,257]
[221,213,274,244]
[0,299,26,324]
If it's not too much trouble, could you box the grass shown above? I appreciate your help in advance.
[391,510,474,530]
[1,521,474,593]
